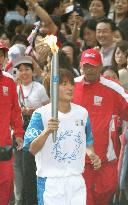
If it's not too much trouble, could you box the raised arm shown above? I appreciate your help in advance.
[25,0,57,34]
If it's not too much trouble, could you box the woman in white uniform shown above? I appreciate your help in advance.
[23,68,101,205]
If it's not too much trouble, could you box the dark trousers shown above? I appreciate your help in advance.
[13,150,24,205]
[23,151,37,205]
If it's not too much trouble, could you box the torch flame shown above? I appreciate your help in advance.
[43,35,59,54]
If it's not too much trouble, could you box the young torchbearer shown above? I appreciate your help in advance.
[23,68,101,205]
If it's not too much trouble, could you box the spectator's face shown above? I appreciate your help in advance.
[18,64,33,85]
[83,27,97,47]
[81,63,101,82]
[0,33,10,48]
[34,35,51,67]
[96,22,113,48]
[59,1,65,15]
[89,0,105,18]
[115,0,128,15]
[67,11,83,30]
[113,30,123,43]
[54,1,65,16]
[115,47,127,67]
[62,46,73,65]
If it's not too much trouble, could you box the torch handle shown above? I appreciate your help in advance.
[50,53,59,143]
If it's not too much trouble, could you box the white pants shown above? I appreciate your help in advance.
[37,175,86,205]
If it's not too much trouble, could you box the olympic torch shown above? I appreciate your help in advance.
[43,35,59,143]
[51,52,59,142]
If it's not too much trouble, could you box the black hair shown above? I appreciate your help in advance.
[58,50,72,70]
[32,32,47,49]
[114,26,125,40]
[59,68,74,85]
[58,49,80,77]
[44,68,74,98]
[61,41,80,69]
[97,17,116,31]
[42,0,63,15]
[36,14,62,29]
[0,2,7,25]
[17,63,34,71]
[112,40,128,69]
[0,25,4,33]
[116,40,128,55]
[88,0,110,16]
[11,34,28,47]
[15,24,34,37]
[51,15,62,29]
[15,1,28,12]
[6,20,22,40]
[80,19,97,40]
[2,0,17,10]
[0,29,11,41]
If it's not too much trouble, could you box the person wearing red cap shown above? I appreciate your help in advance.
[0,43,24,205]
[72,48,128,205]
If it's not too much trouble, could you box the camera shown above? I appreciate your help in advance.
[74,4,83,16]
[12,67,18,81]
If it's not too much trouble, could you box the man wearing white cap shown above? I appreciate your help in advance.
[72,48,128,205]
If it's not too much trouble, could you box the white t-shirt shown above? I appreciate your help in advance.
[17,81,49,108]
[23,103,93,177]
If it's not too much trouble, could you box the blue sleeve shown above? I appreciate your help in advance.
[23,112,44,151]
[85,116,94,145]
